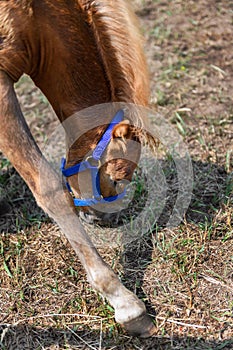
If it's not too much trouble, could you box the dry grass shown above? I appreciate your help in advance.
[0,0,233,349]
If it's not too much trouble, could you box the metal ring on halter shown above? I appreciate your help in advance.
[85,156,102,168]
[93,194,104,201]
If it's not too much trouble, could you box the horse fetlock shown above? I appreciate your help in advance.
[113,291,145,323]
[87,267,154,337]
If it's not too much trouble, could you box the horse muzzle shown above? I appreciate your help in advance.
[79,207,122,226]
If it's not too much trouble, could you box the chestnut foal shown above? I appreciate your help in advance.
[0,0,155,336]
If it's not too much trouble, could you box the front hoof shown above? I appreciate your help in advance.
[122,312,156,338]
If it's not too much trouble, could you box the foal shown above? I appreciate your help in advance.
[0,0,155,337]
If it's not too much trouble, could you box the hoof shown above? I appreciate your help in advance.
[122,312,156,338]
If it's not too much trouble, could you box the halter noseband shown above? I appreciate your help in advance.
[60,109,126,207]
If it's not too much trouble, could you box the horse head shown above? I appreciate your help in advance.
[62,107,156,225]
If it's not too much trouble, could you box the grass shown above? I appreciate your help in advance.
[1,0,233,349]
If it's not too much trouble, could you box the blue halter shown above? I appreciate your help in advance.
[61,109,126,207]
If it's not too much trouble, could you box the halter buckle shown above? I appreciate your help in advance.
[85,156,101,169]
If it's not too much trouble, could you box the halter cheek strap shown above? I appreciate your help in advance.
[60,109,126,207]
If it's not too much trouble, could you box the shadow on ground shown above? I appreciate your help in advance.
[1,324,233,350]
[0,159,232,349]
[0,166,49,233]
[0,159,231,233]
[116,159,231,309]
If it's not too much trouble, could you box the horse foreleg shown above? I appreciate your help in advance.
[0,71,155,337]
[73,241,155,337]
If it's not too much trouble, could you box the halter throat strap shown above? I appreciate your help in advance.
[61,109,126,206]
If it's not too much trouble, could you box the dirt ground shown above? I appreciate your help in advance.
[0,0,232,349]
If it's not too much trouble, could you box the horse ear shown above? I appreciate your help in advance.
[112,120,130,139]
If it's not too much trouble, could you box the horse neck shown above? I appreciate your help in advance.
[30,0,149,165]
[31,0,149,121]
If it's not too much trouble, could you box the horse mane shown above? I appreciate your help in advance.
[63,1,155,164]
[79,0,150,107]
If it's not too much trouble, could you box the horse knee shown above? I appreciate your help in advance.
[34,165,74,218]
